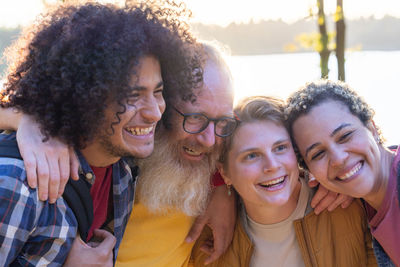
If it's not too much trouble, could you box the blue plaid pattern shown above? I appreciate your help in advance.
[76,152,137,262]
[0,132,137,265]
[0,134,77,266]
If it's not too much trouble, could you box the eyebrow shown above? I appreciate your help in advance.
[305,142,321,159]
[304,123,352,158]
[330,123,351,137]
[274,139,290,146]
[237,139,289,154]
[238,147,258,155]
[131,81,163,91]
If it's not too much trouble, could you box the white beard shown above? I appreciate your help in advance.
[135,131,219,216]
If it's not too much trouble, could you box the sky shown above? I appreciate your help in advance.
[1,0,400,28]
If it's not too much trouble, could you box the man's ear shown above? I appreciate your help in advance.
[216,162,232,185]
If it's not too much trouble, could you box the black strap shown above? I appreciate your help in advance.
[0,139,93,241]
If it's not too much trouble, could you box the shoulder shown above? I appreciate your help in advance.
[303,199,368,233]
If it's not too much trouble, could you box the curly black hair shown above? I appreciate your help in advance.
[284,79,379,169]
[1,0,202,149]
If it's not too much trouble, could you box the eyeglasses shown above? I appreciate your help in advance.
[173,107,238,137]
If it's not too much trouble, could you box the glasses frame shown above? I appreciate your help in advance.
[173,107,238,137]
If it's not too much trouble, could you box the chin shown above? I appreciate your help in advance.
[130,145,154,159]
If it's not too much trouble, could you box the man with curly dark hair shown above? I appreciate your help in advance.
[0,1,201,266]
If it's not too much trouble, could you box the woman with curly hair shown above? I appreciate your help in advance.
[0,1,201,266]
[285,80,398,266]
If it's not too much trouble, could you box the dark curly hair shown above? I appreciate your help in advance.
[1,0,202,149]
[284,79,379,169]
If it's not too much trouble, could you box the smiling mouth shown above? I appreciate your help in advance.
[336,161,363,181]
[259,176,286,188]
[183,146,203,157]
[125,126,154,136]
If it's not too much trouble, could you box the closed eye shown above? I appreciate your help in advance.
[154,88,164,95]
[338,131,354,143]
[311,150,325,161]
[127,93,140,106]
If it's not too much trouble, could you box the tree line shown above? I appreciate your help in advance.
[1,16,400,75]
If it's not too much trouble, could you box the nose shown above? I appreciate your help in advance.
[329,146,348,168]
[196,122,216,148]
[141,95,165,123]
[263,154,280,173]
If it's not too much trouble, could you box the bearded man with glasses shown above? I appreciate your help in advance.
[117,43,238,266]
[173,107,238,138]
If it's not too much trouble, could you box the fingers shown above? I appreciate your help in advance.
[310,184,328,210]
[72,234,91,248]
[36,153,50,201]
[185,215,207,243]
[94,229,116,250]
[26,149,72,202]
[199,240,214,255]
[47,156,61,204]
[312,184,354,214]
[204,234,226,265]
[58,149,72,198]
[327,193,347,212]
[22,151,38,189]
[313,190,338,215]
[92,230,115,267]
[15,115,74,202]
[340,195,354,209]
[69,149,80,181]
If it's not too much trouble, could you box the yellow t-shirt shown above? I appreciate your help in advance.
[116,200,195,267]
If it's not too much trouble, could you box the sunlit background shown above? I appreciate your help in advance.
[1,0,399,144]
[2,0,400,27]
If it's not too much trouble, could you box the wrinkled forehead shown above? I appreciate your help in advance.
[178,61,234,117]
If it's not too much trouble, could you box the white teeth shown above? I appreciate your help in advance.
[126,126,153,136]
[338,162,362,180]
[260,176,285,187]
[183,146,202,156]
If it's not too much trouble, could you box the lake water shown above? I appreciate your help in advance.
[228,51,400,145]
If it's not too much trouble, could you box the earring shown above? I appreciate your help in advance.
[227,184,232,196]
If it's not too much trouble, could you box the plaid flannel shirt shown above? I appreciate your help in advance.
[76,151,137,262]
[0,132,137,266]
[0,133,77,266]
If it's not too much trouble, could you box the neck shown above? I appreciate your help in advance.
[81,143,120,167]
[244,179,302,224]
[363,146,395,210]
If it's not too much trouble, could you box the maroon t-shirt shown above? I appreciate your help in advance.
[86,165,113,241]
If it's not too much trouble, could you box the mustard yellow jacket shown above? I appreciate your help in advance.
[191,199,377,267]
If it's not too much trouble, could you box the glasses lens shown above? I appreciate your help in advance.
[215,118,237,137]
[184,114,208,133]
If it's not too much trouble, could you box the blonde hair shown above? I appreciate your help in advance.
[219,95,285,166]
